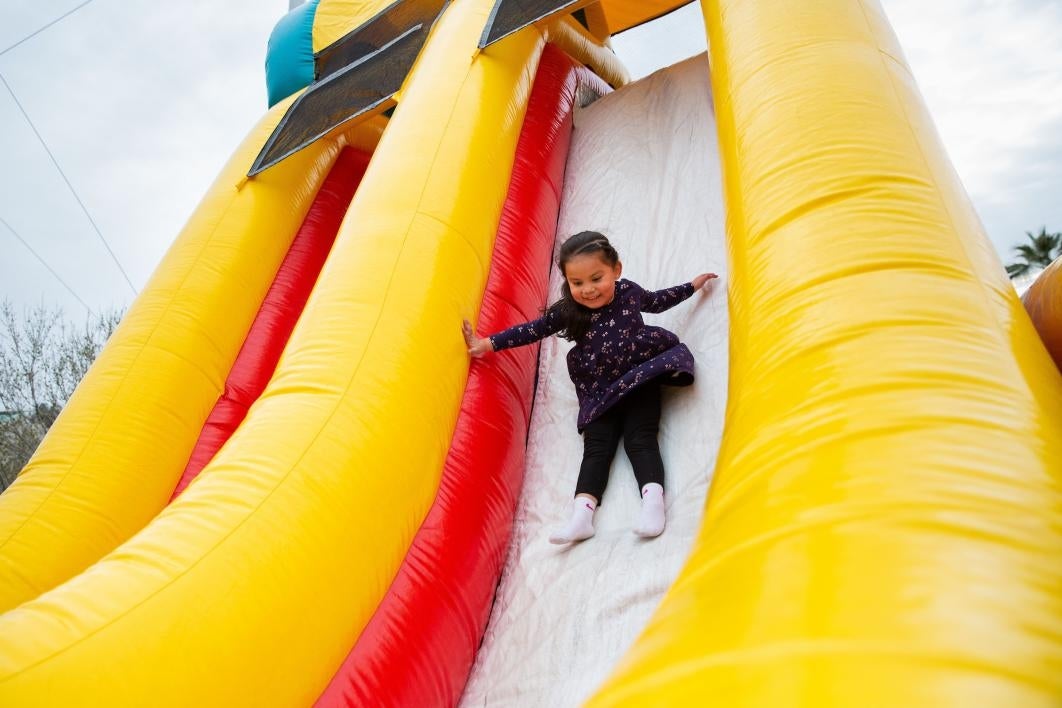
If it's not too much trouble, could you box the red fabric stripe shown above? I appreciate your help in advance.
[314,45,610,707]
[170,148,371,500]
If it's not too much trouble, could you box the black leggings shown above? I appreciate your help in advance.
[575,382,665,503]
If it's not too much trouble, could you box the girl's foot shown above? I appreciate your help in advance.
[549,496,597,544]
[634,483,665,538]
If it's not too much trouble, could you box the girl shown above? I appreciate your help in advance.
[463,231,716,544]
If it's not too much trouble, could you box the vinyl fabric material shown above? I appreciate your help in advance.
[590,1,1062,704]
[312,0,402,53]
[598,0,692,34]
[459,52,728,707]
[266,0,320,106]
[1022,257,1062,374]
[171,148,372,500]
[314,43,609,708]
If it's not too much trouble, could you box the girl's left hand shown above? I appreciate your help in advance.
[692,273,718,290]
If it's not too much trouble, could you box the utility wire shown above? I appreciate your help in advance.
[0,215,92,314]
[0,0,100,58]
[0,72,138,295]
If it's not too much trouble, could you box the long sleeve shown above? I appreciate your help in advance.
[488,309,563,352]
[639,282,696,313]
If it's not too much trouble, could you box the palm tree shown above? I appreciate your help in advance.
[1006,227,1062,278]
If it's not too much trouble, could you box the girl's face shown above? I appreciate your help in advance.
[563,252,622,309]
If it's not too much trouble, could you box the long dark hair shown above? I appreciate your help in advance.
[544,231,621,342]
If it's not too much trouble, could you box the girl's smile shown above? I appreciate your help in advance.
[564,253,623,309]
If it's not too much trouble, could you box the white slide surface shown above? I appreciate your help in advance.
[460,53,729,707]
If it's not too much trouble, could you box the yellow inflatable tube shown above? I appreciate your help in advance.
[0,1,545,704]
[591,0,1062,704]
[0,93,381,613]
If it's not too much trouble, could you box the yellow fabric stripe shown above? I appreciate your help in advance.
[590,0,1062,704]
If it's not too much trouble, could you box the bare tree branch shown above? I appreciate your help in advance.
[0,301,123,491]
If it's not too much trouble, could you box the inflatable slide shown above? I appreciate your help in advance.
[0,1,1059,706]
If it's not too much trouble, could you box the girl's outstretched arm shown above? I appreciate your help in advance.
[640,273,717,313]
[462,309,563,357]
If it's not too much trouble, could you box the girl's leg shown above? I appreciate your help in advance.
[550,410,622,545]
[575,409,623,502]
[621,383,666,537]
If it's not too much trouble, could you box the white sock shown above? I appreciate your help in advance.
[634,483,665,538]
[549,496,597,545]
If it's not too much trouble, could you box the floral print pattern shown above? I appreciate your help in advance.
[489,279,695,431]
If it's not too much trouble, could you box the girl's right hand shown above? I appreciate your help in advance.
[462,319,494,357]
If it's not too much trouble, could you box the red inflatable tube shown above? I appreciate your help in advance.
[170,148,371,500]
[314,45,609,707]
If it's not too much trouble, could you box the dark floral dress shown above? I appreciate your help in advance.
[488,279,695,431]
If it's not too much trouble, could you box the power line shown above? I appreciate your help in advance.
[0,0,100,58]
[0,72,138,295]
[0,215,92,314]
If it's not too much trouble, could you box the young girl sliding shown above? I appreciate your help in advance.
[463,230,716,544]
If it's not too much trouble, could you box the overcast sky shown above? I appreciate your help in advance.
[1,1,1060,316]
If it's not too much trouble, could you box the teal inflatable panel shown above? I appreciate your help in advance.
[265,0,319,107]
